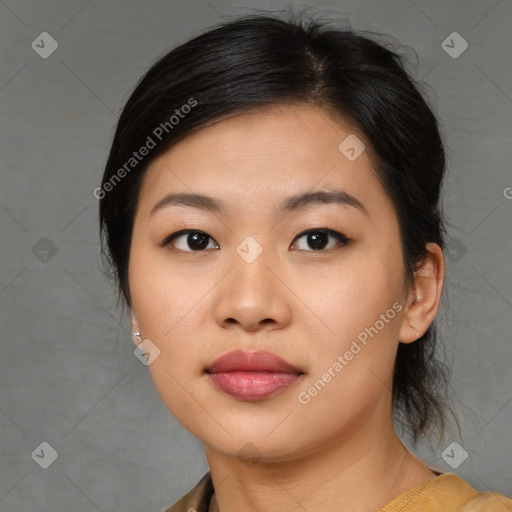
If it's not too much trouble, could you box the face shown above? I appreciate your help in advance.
[128,103,412,461]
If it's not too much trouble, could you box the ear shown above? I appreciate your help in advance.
[398,243,445,344]
[131,310,142,346]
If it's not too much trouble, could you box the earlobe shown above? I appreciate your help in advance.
[398,243,445,344]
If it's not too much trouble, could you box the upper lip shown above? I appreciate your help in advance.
[206,350,304,374]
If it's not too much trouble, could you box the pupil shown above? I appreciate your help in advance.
[188,232,209,250]
[308,232,327,250]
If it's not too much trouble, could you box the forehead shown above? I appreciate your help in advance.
[137,103,393,220]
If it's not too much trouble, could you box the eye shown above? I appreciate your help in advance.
[161,228,351,253]
[162,230,219,252]
[290,228,351,251]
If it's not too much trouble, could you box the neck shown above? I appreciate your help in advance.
[204,410,435,512]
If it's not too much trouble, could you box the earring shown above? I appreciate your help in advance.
[132,331,142,343]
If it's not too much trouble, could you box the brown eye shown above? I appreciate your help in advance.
[163,230,219,251]
[291,229,351,251]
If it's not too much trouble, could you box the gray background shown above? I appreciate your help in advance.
[1,0,511,510]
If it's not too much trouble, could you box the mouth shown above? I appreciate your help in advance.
[205,350,306,401]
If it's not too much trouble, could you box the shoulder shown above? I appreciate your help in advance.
[164,471,214,512]
[461,491,512,512]
[380,473,512,512]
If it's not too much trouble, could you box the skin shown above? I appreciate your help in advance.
[128,103,445,512]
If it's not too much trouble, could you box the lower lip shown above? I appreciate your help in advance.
[207,371,303,401]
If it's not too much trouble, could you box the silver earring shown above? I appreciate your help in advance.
[132,331,142,343]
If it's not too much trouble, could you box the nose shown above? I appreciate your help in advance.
[213,244,292,332]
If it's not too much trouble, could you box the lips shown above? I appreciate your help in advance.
[206,349,304,374]
[205,350,305,401]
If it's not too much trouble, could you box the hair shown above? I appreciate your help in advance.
[99,11,457,444]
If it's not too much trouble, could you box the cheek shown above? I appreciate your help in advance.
[129,253,209,430]
[303,245,405,345]
[128,242,215,383]
[296,243,404,395]
[129,242,205,335]
[294,294,401,439]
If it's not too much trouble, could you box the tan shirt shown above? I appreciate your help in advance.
[166,471,512,512]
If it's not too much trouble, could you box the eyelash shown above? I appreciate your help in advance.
[160,228,352,253]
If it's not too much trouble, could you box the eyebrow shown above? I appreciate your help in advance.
[150,189,369,217]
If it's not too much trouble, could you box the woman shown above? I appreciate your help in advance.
[98,12,512,512]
